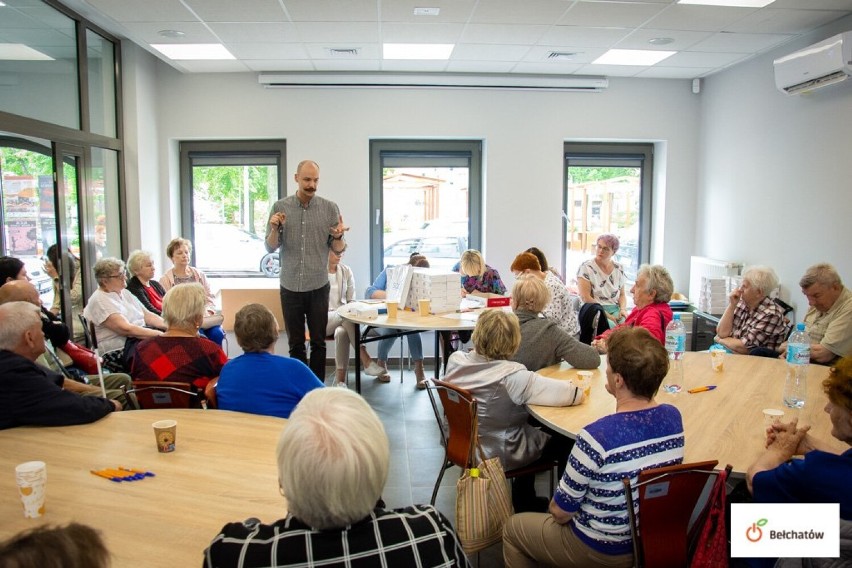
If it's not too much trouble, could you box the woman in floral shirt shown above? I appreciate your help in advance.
[454,249,506,295]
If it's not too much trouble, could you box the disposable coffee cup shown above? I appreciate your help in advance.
[762,408,784,434]
[709,347,725,372]
[152,419,177,453]
[418,298,431,316]
[386,300,399,318]
[575,371,593,401]
[15,461,46,518]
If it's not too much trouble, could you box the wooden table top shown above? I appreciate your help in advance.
[341,304,480,331]
[529,352,847,475]
[0,409,287,567]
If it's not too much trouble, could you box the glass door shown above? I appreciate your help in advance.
[53,144,85,339]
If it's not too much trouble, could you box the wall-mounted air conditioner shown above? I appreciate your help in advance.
[774,31,852,95]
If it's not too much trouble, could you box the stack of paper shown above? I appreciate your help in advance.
[698,276,740,315]
[406,268,461,314]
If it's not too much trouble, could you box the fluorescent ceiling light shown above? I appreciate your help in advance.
[678,0,775,7]
[151,43,235,60]
[0,44,54,61]
[593,49,675,66]
[383,43,454,60]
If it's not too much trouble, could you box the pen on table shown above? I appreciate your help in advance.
[105,468,142,480]
[688,385,717,394]
[90,470,122,482]
[120,466,156,477]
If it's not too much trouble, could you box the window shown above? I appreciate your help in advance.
[369,140,482,279]
[179,140,286,277]
[563,143,653,284]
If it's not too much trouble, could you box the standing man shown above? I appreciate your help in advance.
[781,263,852,364]
[265,160,348,380]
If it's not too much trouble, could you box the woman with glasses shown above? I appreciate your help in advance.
[160,237,225,347]
[83,257,165,370]
[577,234,628,328]
[326,246,383,387]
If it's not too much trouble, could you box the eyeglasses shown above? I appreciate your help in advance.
[108,273,126,280]
[594,244,612,253]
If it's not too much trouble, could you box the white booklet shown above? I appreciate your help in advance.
[385,264,413,306]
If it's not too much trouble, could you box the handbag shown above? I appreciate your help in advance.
[455,437,514,554]
[689,468,729,568]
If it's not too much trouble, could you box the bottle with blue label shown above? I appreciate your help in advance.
[663,313,686,393]
[783,323,810,409]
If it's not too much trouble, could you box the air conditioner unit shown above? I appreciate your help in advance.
[258,72,608,92]
[774,31,852,95]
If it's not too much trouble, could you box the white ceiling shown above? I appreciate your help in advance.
[20,0,852,79]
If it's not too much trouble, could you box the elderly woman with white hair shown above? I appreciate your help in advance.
[82,257,165,370]
[592,264,674,354]
[511,274,601,372]
[125,250,167,316]
[205,388,469,567]
[715,265,791,355]
[131,283,227,393]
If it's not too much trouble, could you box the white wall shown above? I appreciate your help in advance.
[696,15,852,318]
[135,63,701,294]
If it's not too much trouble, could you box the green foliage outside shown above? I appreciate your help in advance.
[568,166,639,183]
[192,165,275,235]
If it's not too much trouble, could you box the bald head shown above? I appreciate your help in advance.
[0,301,43,358]
[0,279,40,306]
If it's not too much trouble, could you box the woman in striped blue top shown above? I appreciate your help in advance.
[503,326,685,567]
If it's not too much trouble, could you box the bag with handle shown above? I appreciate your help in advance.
[455,440,514,554]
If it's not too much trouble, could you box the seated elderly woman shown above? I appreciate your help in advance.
[444,309,583,512]
[511,275,601,372]
[714,265,791,356]
[748,356,852,515]
[205,388,468,566]
[592,264,674,354]
[576,233,628,327]
[214,303,323,419]
[82,257,165,370]
[511,252,579,338]
[125,250,167,316]
[131,283,227,393]
[160,237,225,347]
[503,327,685,568]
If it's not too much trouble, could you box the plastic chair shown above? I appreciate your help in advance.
[425,379,557,506]
[622,460,733,568]
[125,381,207,410]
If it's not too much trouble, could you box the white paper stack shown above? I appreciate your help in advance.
[698,276,740,315]
[405,268,461,314]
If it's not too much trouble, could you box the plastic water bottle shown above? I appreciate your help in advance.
[664,314,686,393]
[783,323,810,409]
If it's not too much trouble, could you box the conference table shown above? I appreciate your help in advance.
[341,305,480,392]
[0,409,287,567]
[529,352,847,476]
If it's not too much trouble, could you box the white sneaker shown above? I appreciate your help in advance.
[363,361,385,376]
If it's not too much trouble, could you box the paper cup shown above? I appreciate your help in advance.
[386,301,399,318]
[15,461,46,518]
[709,347,725,372]
[152,419,177,453]
[418,298,431,316]
[762,408,784,434]
[574,371,593,401]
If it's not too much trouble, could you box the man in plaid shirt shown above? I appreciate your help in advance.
[715,265,791,354]
[204,388,469,568]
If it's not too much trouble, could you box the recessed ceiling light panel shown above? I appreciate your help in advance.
[151,43,235,60]
[383,43,454,60]
[593,49,676,66]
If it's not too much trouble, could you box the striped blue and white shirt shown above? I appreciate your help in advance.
[554,404,685,555]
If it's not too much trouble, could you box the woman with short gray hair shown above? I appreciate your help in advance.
[204,388,469,566]
[125,250,168,316]
[715,265,790,355]
[83,257,165,370]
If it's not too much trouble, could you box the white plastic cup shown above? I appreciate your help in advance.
[709,347,725,372]
[15,461,46,518]
[762,408,785,434]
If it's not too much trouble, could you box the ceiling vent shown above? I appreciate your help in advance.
[547,51,579,60]
[327,48,360,57]
[258,72,608,92]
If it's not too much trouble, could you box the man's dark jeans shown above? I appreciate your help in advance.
[280,284,329,380]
